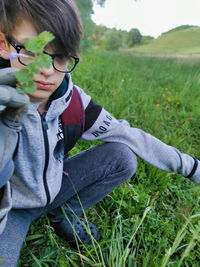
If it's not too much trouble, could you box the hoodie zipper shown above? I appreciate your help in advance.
[40,112,51,204]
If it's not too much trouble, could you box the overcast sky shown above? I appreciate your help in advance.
[92,0,200,38]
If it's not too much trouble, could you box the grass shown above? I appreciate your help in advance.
[19,50,200,266]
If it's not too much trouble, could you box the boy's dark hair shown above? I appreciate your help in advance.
[0,0,83,56]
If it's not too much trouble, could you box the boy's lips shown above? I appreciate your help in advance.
[34,80,54,90]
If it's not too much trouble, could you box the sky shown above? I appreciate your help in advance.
[92,0,200,38]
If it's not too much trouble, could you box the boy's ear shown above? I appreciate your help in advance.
[0,32,10,60]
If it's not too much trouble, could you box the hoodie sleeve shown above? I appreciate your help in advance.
[76,86,200,184]
[0,113,18,187]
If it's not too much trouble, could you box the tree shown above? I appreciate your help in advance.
[104,29,122,51]
[75,0,106,50]
[126,28,142,47]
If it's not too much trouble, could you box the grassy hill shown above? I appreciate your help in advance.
[132,27,200,55]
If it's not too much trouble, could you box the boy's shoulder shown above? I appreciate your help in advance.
[61,85,85,154]
[61,85,84,127]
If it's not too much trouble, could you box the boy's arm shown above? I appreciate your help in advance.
[0,68,29,235]
[0,68,29,187]
[76,86,200,183]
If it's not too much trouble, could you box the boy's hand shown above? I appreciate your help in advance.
[0,68,29,129]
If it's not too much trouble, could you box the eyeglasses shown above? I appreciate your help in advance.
[7,36,79,73]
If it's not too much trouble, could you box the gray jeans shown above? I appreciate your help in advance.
[0,142,137,267]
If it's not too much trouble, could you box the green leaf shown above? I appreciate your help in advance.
[38,31,55,47]
[15,69,33,83]
[18,81,37,95]
[25,234,44,241]
[34,54,53,69]
[25,31,55,53]
[25,37,43,54]
[27,62,40,74]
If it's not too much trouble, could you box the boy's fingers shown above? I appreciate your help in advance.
[0,86,11,104]
[0,68,29,108]
[0,68,18,86]
[0,85,29,107]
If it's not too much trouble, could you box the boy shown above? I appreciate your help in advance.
[0,0,199,266]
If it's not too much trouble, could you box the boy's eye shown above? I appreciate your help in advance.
[18,48,35,65]
[53,55,71,71]
[54,55,68,65]
[20,48,35,57]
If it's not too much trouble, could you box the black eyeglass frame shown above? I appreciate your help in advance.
[6,36,79,73]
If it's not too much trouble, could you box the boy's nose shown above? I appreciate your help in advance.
[40,64,54,76]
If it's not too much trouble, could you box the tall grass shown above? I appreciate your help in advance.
[19,51,200,266]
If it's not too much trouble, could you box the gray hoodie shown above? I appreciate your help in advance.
[0,73,200,234]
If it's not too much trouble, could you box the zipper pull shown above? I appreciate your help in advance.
[41,113,49,130]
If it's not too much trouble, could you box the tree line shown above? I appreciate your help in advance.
[91,26,154,50]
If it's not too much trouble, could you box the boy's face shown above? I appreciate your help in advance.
[0,19,66,103]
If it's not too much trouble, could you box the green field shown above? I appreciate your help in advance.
[132,27,200,55]
[19,51,200,267]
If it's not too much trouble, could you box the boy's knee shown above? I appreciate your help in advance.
[108,142,137,178]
